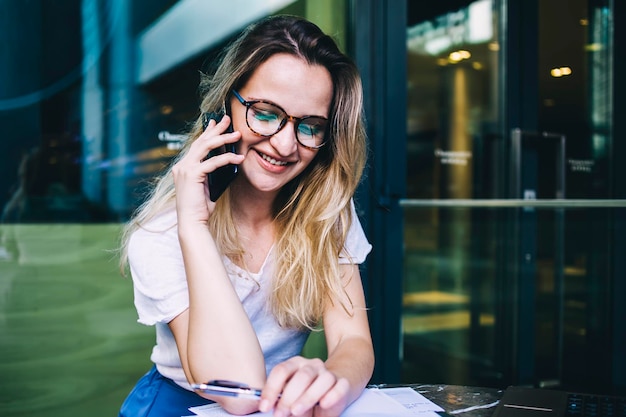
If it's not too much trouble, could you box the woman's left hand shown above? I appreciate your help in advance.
[259,356,351,417]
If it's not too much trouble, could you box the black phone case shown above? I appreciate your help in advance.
[202,111,238,202]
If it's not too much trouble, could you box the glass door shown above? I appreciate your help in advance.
[402,0,619,393]
[404,0,504,387]
[533,0,614,393]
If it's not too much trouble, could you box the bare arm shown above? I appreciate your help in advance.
[168,117,265,415]
[321,264,375,406]
[259,264,374,417]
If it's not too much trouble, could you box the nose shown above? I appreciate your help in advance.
[269,119,298,156]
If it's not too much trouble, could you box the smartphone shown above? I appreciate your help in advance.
[191,379,263,400]
[202,111,238,202]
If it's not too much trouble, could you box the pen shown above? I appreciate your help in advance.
[190,379,292,401]
[191,380,264,400]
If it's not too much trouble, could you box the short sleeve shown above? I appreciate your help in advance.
[339,199,372,265]
[128,209,190,326]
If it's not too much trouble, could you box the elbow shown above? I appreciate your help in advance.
[215,397,260,415]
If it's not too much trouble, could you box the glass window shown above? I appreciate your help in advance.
[0,1,346,415]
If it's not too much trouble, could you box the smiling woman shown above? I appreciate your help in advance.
[116,14,373,417]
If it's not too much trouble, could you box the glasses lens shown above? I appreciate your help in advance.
[247,102,283,135]
[297,117,327,148]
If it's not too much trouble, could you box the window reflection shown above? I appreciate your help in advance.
[0,0,346,223]
[0,1,347,416]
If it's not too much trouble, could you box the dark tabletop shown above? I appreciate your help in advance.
[371,383,503,417]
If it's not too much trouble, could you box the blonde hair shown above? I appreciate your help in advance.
[119,15,367,330]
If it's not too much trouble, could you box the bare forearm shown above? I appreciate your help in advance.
[324,336,375,404]
[178,223,266,385]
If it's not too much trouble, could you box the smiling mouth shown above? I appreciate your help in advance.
[258,151,289,166]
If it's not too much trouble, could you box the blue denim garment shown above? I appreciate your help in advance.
[119,366,214,417]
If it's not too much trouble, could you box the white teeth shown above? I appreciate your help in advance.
[260,152,288,166]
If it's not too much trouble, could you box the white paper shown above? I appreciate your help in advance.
[379,387,444,416]
[342,388,415,416]
[186,387,444,417]
[187,402,269,417]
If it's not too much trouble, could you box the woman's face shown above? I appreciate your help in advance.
[229,53,333,197]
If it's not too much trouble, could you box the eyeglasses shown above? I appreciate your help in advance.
[232,90,328,149]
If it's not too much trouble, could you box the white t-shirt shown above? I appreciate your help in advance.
[128,201,372,390]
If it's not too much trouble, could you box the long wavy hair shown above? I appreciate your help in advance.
[119,15,367,330]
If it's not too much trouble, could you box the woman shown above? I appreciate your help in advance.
[119,15,373,417]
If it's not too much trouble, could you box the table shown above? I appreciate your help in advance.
[371,383,503,416]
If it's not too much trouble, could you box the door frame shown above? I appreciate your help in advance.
[350,0,407,384]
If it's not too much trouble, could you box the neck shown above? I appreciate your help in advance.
[229,182,276,227]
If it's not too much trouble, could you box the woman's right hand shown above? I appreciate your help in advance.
[171,115,243,226]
